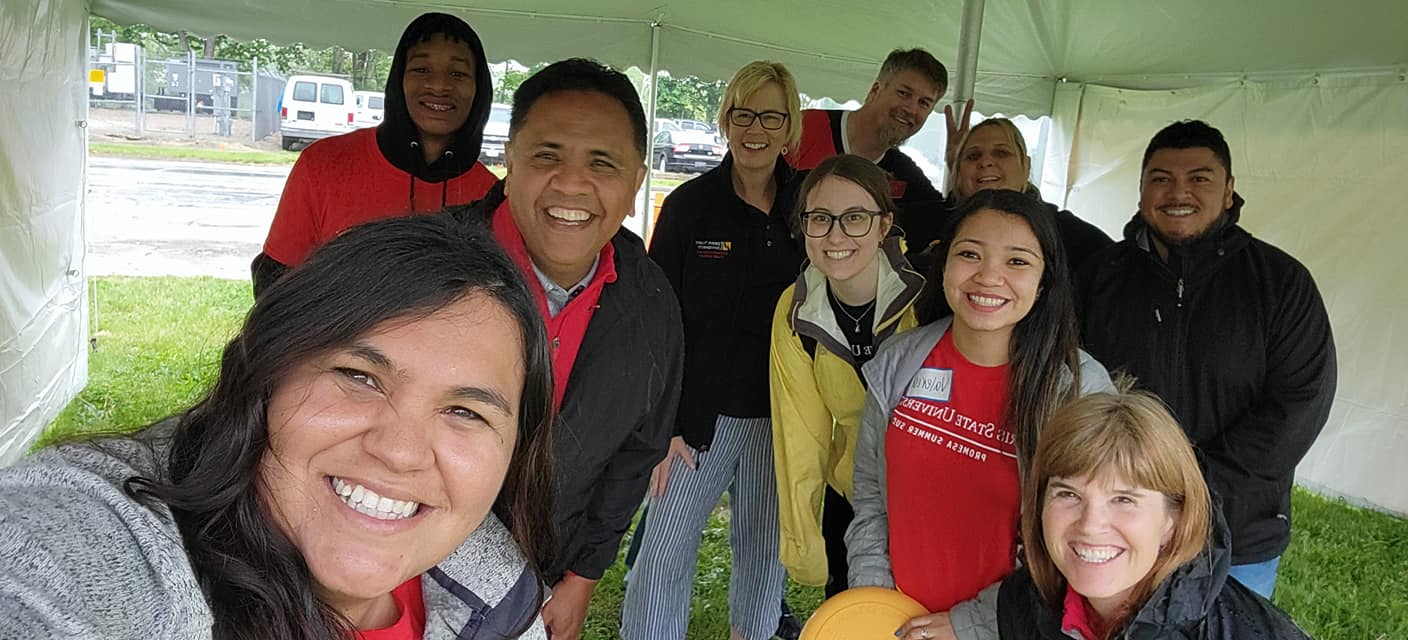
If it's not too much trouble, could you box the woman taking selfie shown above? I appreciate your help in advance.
[770,154,925,596]
[847,189,1113,640]
[0,215,555,640]
[997,386,1312,639]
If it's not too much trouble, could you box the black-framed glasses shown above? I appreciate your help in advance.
[728,107,788,130]
[800,210,882,238]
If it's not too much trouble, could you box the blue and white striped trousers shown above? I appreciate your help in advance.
[620,414,786,640]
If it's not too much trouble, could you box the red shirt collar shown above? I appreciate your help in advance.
[1060,584,1103,640]
[489,198,618,310]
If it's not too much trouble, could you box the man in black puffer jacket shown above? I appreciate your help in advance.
[1078,120,1336,599]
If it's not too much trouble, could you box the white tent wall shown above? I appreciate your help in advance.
[1052,72,1408,515]
[0,0,90,464]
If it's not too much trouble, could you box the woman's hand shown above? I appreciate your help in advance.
[944,98,975,167]
[649,436,696,497]
[895,611,957,640]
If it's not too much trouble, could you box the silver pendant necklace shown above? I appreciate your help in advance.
[835,298,876,333]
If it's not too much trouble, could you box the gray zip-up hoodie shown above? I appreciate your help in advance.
[0,422,545,639]
[845,318,1113,640]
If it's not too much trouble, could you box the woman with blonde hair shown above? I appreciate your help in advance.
[950,117,1111,275]
[770,154,925,597]
[996,386,1311,639]
[622,60,805,640]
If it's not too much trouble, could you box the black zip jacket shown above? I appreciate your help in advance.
[647,154,804,449]
[1078,194,1336,564]
[997,503,1312,639]
[452,183,685,580]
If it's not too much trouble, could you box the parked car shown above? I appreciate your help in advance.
[652,130,725,173]
[676,118,716,134]
[480,103,511,165]
[353,90,385,128]
[280,74,356,150]
[654,118,682,134]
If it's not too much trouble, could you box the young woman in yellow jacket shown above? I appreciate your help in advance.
[769,154,925,595]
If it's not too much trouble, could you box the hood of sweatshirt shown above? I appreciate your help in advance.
[376,12,492,184]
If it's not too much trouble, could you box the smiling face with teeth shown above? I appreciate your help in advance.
[1139,147,1235,250]
[505,90,646,289]
[864,69,941,149]
[802,175,892,301]
[725,80,790,174]
[942,209,1045,350]
[401,33,478,160]
[1041,472,1176,622]
[954,122,1031,199]
[260,293,522,627]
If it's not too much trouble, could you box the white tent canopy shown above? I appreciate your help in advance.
[4,0,1406,514]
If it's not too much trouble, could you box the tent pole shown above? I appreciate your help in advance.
[641,20,661,241]
[943,0,985,190]
[953,0,985,106]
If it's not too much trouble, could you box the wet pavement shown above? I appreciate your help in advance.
[86,156,288,279]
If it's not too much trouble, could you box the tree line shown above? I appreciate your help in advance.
[91,16,728,119]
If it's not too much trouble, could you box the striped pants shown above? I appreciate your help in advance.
[620,414,786,640]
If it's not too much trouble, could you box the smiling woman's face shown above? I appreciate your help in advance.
[954,124,1030,198]
[259,292,523,626]
[1042,470,1177,621]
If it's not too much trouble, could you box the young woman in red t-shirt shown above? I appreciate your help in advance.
[845,188,1113,640]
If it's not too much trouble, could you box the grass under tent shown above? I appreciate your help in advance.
[40,276,1408,639]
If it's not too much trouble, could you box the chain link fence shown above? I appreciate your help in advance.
[89,37,285,145]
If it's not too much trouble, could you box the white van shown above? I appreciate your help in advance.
[353,90,385,129]
[279,74,356,150]
[479,103,511,165]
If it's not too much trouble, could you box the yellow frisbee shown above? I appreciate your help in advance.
[800,587,930,640]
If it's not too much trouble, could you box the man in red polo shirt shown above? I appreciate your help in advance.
[451,59,684,640]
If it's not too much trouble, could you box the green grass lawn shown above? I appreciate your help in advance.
[89,142,300,165]
[42,276,1407,639]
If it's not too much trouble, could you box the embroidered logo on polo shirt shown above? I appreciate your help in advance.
[695,240,732,259]
[905,367,953,402]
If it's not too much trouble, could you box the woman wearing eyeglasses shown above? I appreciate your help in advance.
[621,61,805,640]
[769,154,925,598]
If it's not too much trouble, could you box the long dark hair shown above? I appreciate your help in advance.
[916,189,1081,478]
[128,214,556,640]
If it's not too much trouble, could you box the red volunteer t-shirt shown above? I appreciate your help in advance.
[490,198,615,410]
[356,577,426,640]
[884,328,1019,612]
[263,127,498,267]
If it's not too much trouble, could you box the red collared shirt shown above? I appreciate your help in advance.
[1060,584,1104,640]
[491,199,616,410]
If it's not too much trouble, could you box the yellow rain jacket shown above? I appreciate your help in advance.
[769,235,923,586]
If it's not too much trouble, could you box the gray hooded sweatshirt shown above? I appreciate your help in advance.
[0,422,546,639]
